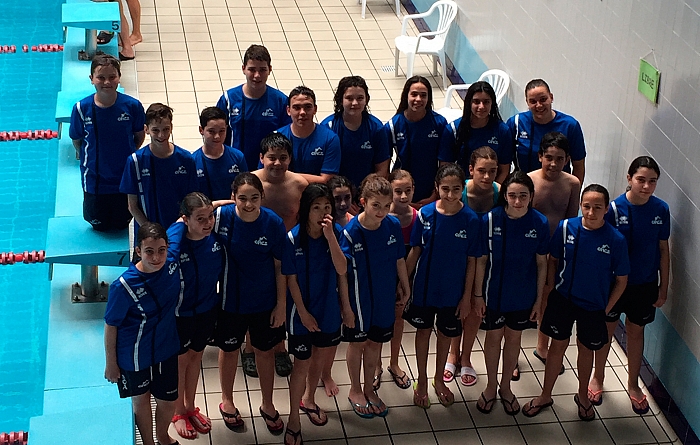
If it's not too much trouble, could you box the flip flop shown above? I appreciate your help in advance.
[459,366,478,387]
[574,394,595,421]
[443,362,456,383]
[97,31,114,45]
[348,397,374,418]
[587,387,604,406]
[511,363,520,381]
[259,407,284,433]
[187,407,211,434]
[630,394,650,415]
[219,403,244,430]
[368,399,389,417]
[372,367,383,391]
[532,350,565,375]
[299,401,328,426]
[284,427,303,445]
[432,381,454,407]
[118,52,135,61]
[387,366,411,389]
[475,392,496,414]
[171,413,197,440]
[412,381,431,409]
[522,398,554,417]
[498,389,520,416]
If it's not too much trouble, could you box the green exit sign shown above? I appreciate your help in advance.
[638,59,660,104]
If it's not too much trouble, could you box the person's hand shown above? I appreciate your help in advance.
[321,214,335,241]
[396,281,410,306]
[529,300,542,323]
[300,310,320,332]
[473,297,485,319]
[104,361,121,384]
[342,307,356,329]
[349,203,361,215]
[653,287,668,308]
[456,296,471,320]
[270,304,286,328]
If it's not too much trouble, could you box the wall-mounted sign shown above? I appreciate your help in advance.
[638,59,660,104]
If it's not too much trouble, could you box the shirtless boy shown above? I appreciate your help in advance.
[253,133,309,231]
[528,131,581,369]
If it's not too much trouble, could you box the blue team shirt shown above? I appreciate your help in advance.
[605,194,670,285]
[104,225,184,372]
[321,114,391,188]
[386,112,456,202]
[193,146,247,201]
[551,217,630,311]
[276,124,341,176]
[216,85,291,171]
[340,216,405,331]
[168,222,224,317]
[69,92,146,194]
[481,207,550,312]
[120,145,198,229]
[506,110,585,173]
[410,202,481,307]
[286,224,343,335]
[214,205,294,314]
[449,118,513,170]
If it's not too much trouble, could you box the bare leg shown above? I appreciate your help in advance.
[526,337,568,407]
[125,0,142,44]
[499,328,522,401]
[218,349,239,414]
[173,351,197,439]
[184,349,208,429]
[414,328,431,397]
[305,346,335,406]
[346,342,371,415]
[117,0,134,58]
[287,357,311,433]
[536,292,552,358]
[432,332,454,403]
[388,315,409,385]
[133,392,155,445]
[363,340,385,413]
[255,347,278,416]
[589,321,617,400]
[459,310,481,383]
[446,335,460,377]
[482,329,503,401]
[625,320,647,403]
[154,398,176,445]
[320,345,339,397]
[575,340,595,417]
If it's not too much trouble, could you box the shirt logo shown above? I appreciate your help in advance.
[141,168,150,177]
[295,247,304,256]
[423,221,431,230]
[254,236,268,246]
[174,166,188,175]
[212,242,221,252]
[519,130,528,139]
[597,244,611,254]
[261,108,275,117]
[387,235,397,245]
[488,136,499,145]
[427,130,439,138]
[294,344,308,352]
[310,147,324,156]
[361,141,372,150]
[354,243,364,252]
[525,229,538,238]
[196,168,204,178]
[136,287,146,298]
[218,226,228,236]
[651,216,663,225]
[229,165,240,174]
[169,263,178,275]
[493,226,502,236]
[117,112,130,122]
[566,234,575,244]
[454,229,468,239]
[231,107,240,116]
[618,215,629,225]
[180,253,190,262]
[84,116,93,126]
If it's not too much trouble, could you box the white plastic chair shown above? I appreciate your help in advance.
[360,0,400,19]
[436,69,510,122]
[394,0,458,89]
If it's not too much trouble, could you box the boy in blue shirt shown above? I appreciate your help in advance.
[120,103,198,230]
[276,86,341,184]
[70,53,145,231]
[216,44,291,171]
[193,107,247,200]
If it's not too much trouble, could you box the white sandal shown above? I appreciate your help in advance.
[459,366,478,386]
[443,362,457,383]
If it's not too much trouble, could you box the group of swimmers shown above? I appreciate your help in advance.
[70,45,670,445]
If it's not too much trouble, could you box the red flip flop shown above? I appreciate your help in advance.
[187,407,211,434]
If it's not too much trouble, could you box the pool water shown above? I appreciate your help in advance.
[0,0,61,432]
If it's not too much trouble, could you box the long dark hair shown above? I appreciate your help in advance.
[298,183,336,250]
[333,76,370,117]
[454,81,502,165]
[396,76,433,115]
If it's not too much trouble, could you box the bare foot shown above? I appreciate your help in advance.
[129,33,142,45]
[588,376,604,404]
[321,375,339,397]
[172,413,197,440]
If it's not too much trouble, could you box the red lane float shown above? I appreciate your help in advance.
[0,431,28,445]
[0,251,46,266]
[0,130,58,142]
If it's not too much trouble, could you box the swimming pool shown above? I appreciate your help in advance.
[0,0,61,432]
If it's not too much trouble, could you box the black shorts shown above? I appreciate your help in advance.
[118,353,178,401]
[481,307,536,331]
[403,305,462,338]
[288,329,342,360]
[605,282,658,326]
[213,310,286,353]
[342,324,393,344]
[176,309,218,354]
[83,192,132,231]
[540,289,608,351]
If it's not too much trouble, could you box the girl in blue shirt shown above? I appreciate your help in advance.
[472,172,549,415]
[169,193,223,439]
[450,81,512,183]
[386,76,455,206]
[588,156,670,414]
[321,76,391,189]
[340,174,410,418]
[285,184,353,445]
[524,185,629,421]
[104,222,183,445]
[405,164,481,408]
